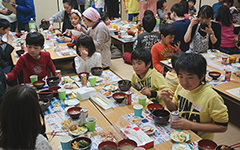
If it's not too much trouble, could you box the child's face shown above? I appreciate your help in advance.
[163,2,167,9]
[188,1,194,9]
[63,2,72,14]
[71,13,81,26]
[178,70,204,91]
[161,34,175,46]
[78,45,88,53]
[132,59,151,77]
[27,45,43,59]
[104,17,110,26]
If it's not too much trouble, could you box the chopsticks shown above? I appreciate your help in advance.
[160,88,174,97]
[47,130,66,142]
[37,91,58,94]
[228,142,240,149]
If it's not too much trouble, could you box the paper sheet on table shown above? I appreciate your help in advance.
[226,87,240,98]
[44,44,51,49]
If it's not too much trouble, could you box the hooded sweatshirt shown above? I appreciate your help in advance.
[124,0,140,14]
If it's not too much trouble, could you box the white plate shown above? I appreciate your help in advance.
[102,91,113,98]
[96,76,103,82]
[64,99,79,106]
[172,142,191,150]
[66,89,72,95]
[71,30,81,36]
[64,83,74,89]
[103,84,118,91]
[169,130,190,143]
[69,126,88,136]
[141,124,155,135]
[1,34,7,42]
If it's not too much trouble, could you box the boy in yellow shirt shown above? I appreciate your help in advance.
[123,0,140,21]
[131,48,170,106]
[161,52,228,140]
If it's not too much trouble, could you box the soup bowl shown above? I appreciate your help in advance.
[91,67,103,76]
[33,81,45,89]
[118,139,137,150]
[46,76,60,87]
[152,109,170,125]
[98,141,118,150]
[38,90,54,100]
[71,136,92,150]
[198,139,217,150]
[118,80,131,92]
[112,92,125,103]
[67,106,82,119]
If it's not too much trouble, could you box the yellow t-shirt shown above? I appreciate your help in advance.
[124,0,140,14]
[173,84,229,140]
[165,71,179,94]
[132,68,170,106]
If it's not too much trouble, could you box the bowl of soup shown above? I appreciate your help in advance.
[152,109,170,125]
[67,106,82,119]
[98,141,118,150]
[118,139,137,150]
[33,81,45,89]
[215,145,235,150]
[118,80,132,92]
[112,92,125,103]
[91,67,103,76]
[198,139,217,150]
[208,71,221,80]
[38,89,54,100]
[67,43,75,49]
[71,136,92,150]
[46,76,60,87]
[147,103,163,113]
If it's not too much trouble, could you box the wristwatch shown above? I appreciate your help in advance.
[210,33,214,37]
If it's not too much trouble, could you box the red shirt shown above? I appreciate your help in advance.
[151,42,181,73]
[7,51,56,84]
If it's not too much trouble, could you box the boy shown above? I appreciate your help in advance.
[161,53,228,140]
[133,14,161,51]
[123,0,139,22]
[212,0,224,18]
[223,0,238,23]
[170,3,190,51]
[151,23,180,74]
[165,51,184,94]
[6,32,56,84]
[188,0,197,15]
[131,48,170,106]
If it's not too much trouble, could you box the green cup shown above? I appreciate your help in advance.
[58,88,66,100]
[30,75,38,84]
[138,95,147,107]
[89,76,96,86]
[86,116,96,132]
[60,136,71,150]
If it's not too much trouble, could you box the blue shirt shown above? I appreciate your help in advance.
[16,0,36,23]
[212,2,223,18]
[172,19,190,52]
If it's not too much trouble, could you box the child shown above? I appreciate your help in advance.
[180,0,189,19]
[216,5,240,54]
[165,51,184,94]
[6,32,56,84]
[223,0,238,23]
[123,0,140,22]
[133,14,161,51]
[0,85,52,149]
[62,9,85,43]
[74,35,102,73]
[151,23,181,74]
[100,12,111,28]
[188,0,197,15]
[161,53,228,140]
[131,48,170,106]
[157,0,167,23]
[170,3,190,51]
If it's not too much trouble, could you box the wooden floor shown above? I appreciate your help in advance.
[56,58,240,149]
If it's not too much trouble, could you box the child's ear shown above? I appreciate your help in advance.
[147,62,151,68]
[160,34,164,39]
[200,74,205,81]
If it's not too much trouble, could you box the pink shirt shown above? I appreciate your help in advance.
[216,21,236,47]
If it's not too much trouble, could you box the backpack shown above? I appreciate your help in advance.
[39,19,50,30]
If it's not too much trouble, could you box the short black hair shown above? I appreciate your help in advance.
[144,10,154,16]
[159,23,176,37]
[63,0,78,9]
[131,48,153,69]
[223,0,233,7]
[188,0,196,5]
[175,52,207,82]
[197,5,213,19]
[171,3,185,17]
[142,15,156,32]
[0,19,11,30]
[171,51,185,69]
[180,0,189,14]
[100,12,109,22]
[76,35,96,57]
[26,32,44,47]
[157,0,167,10]
[216,5,232,26]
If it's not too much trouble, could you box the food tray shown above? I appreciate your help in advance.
[90,93,112,110]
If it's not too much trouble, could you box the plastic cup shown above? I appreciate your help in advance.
[225,70,232,81]
[133,104,143,117]
[229,56,236,64]
[86,117,96,132]
[58,88,66,100]
[30,75,38,84]
[221,54,228,65]
[60,136,71,150]
[138,95,147,107]
[89,76,96,86]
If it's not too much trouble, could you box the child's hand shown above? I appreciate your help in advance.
[170,118,193,130]
[80,50,88,61]
[190,18,199,27]
[48,24,53,31]
[160,89,171,103]
[62,37,71,43]
[7,31,13,44]
[63,29,71,36]
[164,6,168,11]
[142,87,151,97]
[173,41,180,52]
[76,24,82,31]
[201,23,214,35]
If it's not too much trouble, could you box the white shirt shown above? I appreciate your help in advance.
[35,134,53,150]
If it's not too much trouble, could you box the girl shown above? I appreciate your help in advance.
[180,0,189,19]
[49,0,78,33]
[62,9,85,43]
[100,12,111,28]
[82,7,111,69]
[74,35,102,73]
[157,0,167,23]
[0,85,52,150]
[216,5,240,54]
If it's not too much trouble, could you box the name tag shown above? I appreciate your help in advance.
[192,103,202,112]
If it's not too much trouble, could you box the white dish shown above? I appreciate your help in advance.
[141,124,155,135]
[103,84,118,91]
[169,130,190,143]
[90,93,112,110]
[1,34,7,42]
[69,126,88,136]
[66,89,72,95]
[64,83,74,89]
[123,35,133,41]
[96,76,103,82]
[71,30,81,36]
[102,91,113,98]
[64,99,79,106]
[172,143,191,150]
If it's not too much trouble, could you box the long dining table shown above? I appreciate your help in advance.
[45,69,201,150]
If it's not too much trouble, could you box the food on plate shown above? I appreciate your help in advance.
[215,54,221,58]
[62,77,74,83]
[132,118,140,123]
[94,87,101,92]
[69,92,77,98]
[106,85,117,91]
[206,76,212,82]
[71,126,87,135]
[172,132,187,142]
[103,91,112,96]
[99,131,118,142]
[105,76,110,80]
[70,123,78,131]
[173,146,185,150]
[141,127,154,134]
[64,83,73,88]
[72,139,90,149]
[119,144,136,150]
[96,76,102,82]
[62,120,71,129]
[69,110,80,115]
[221,145,228,150]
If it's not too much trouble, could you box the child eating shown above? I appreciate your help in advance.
[6,32,56,84]
[161,52,228,140]
[131,48,170,106]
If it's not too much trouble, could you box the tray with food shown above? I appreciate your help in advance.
[169,130,191,143]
